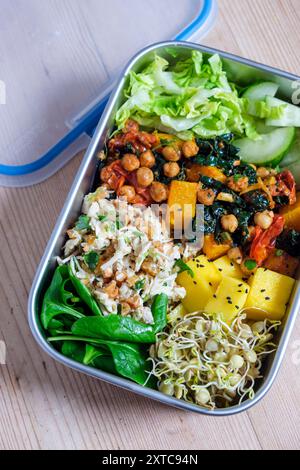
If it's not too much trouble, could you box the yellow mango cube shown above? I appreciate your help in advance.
[205,277,249,324]
[245,268,295,321]
[213,256,244,280]
[177,255,222,313]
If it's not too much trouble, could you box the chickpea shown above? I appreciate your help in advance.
[163,162,180,178]
[197,188,215,206]
[256,167,270,179]
[118,185,136,203]
[227,247,243,265]
[140,150,155,168]
[136,167,154,187]
[162,146,181,162]
[150,182,169,203]
[100,166,111,183]
[221,214,239,233]
[182,140,199,158]
[121,154,140,172]
[141,260,159,276]
[227,176,249,193]
[103,281,119,299]
[122,119,139,134]
[254,210,274,230]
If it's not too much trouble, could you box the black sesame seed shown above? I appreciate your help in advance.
[213,295,217,299]
[265,297,271,301]
[193,281,197,286]
[230,262,234,267]
[261,289,266,293]
[228,300,233,304]
[219,268,223,272]
[235,306,239,310]
[238,284,243,287]
[209,282,213,286]
[238,290,242,293]
[245,289,249,294]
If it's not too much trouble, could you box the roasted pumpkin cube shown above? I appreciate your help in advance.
[245,268,295,321]
[213,256,244,279]
[177,255,222,313]
[203,234,232,261]
[168,181,198,227]
[280,192,300,232]
[205,277,249,324]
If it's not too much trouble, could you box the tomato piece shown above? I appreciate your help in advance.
[270,170,296,205]
[250,215,285,265]
[100,160,152,205]
[109,120,159,153]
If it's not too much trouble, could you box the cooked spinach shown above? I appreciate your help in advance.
[276,230,300,257]
[243,190,270,212]
[232,163,257,185]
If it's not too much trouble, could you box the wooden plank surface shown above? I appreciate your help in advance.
[0,0,300,450]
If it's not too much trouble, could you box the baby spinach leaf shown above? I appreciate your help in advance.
[49,336,150,385]
[71,315,156,343]
[41,265,85,330]
[62,340,86,362]
[69,258,102,316]
[71,294,168,343]
[151,293,168,334]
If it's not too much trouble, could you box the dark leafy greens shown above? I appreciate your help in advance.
[41,264,168,386]
[276,230,300,257]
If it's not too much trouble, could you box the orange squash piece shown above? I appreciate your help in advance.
[168,181,198,227]
[198,166,227,183]
[203,234,232,261]
[280,192,300,232]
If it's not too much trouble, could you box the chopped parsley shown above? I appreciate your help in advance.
[83,251,100,271]
[75,215,91,231]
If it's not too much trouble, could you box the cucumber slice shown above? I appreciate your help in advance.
[266,96,300,127]
[280,128,300,167]
[243,82,279,101]
[234,127,296,167]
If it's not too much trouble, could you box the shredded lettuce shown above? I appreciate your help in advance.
[116,52,265,140]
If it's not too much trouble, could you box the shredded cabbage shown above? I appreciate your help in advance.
[116,52,266,140]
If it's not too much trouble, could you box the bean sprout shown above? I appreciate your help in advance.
[149,311,280,409]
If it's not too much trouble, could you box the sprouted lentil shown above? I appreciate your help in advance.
[148,310,280,409]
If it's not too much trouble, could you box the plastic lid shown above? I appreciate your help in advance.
[0,0,217,187]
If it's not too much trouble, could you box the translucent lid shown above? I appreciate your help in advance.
[0,0,217,187]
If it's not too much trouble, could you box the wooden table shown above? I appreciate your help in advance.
[1,0,300,450]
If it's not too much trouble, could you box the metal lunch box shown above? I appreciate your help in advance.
[28,40,300,416]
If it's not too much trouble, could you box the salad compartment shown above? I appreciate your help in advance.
[28,41,300,416]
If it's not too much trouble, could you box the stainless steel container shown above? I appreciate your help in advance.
[28,41,300,416]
